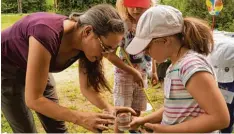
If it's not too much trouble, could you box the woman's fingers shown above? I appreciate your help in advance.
[96,118,114,125]
[95,124,109,132]
[97,113,115,119]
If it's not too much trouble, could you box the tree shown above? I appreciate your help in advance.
[158,0,234,32]
[17,0,22,13]
[54,0,58,10]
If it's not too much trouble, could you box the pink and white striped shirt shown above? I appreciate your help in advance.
[162,50,218,132]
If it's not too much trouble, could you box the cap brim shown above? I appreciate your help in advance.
[126,37,152,55]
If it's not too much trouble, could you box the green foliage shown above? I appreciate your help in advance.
[1,0,18,13]
[158,0,234,32]
[1,0,47,13]
[1,0,117,14]
[56,0,116,15]
[46,0,55,12]
[23,0,47,13]
[46,0,54,6]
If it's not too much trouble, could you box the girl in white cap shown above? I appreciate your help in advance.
[105,0,158,132]
[127,5,229,133]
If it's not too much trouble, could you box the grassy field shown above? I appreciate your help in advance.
[1,14,27,30]
[1,14,164,133]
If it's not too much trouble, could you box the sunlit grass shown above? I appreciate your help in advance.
[1,14,28,30]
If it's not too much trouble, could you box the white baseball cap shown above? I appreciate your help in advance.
[126,5,183,55]
[208,32,234,83]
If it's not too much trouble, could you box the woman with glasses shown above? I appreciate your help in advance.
[1,4,136,133]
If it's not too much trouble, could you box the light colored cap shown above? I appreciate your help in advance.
[208,32,234,83]
[126,5,183,55]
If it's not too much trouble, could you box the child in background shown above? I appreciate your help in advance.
[106,0,158,132]
[208,32,234,133]
[127,5,229,133]
[156,60,171,90]
[157,60,171,82]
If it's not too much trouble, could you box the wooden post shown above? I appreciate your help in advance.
[54,0,58,10]
[17,0,22,13]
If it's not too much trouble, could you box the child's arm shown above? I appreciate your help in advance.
[105,52,144,86]
[152,60,156,74]
[151,60,158,85]
[140,106,164,124]
[130,107,164,130]
[145,72,229,133]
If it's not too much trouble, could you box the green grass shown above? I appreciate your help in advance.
[1,14,28,30]
[1,14,164,133]
[1,114,13,133]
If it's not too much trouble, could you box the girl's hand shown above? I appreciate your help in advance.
[129,117,145,130]
[151,73,158,86]
[132,69,144,88]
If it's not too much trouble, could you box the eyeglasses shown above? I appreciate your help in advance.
[98,37,116,54]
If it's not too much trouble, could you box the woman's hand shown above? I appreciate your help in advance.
[73,111,115,132]
[73,107,136,132]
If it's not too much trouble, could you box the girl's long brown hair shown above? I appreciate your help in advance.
[179,17,214,56]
